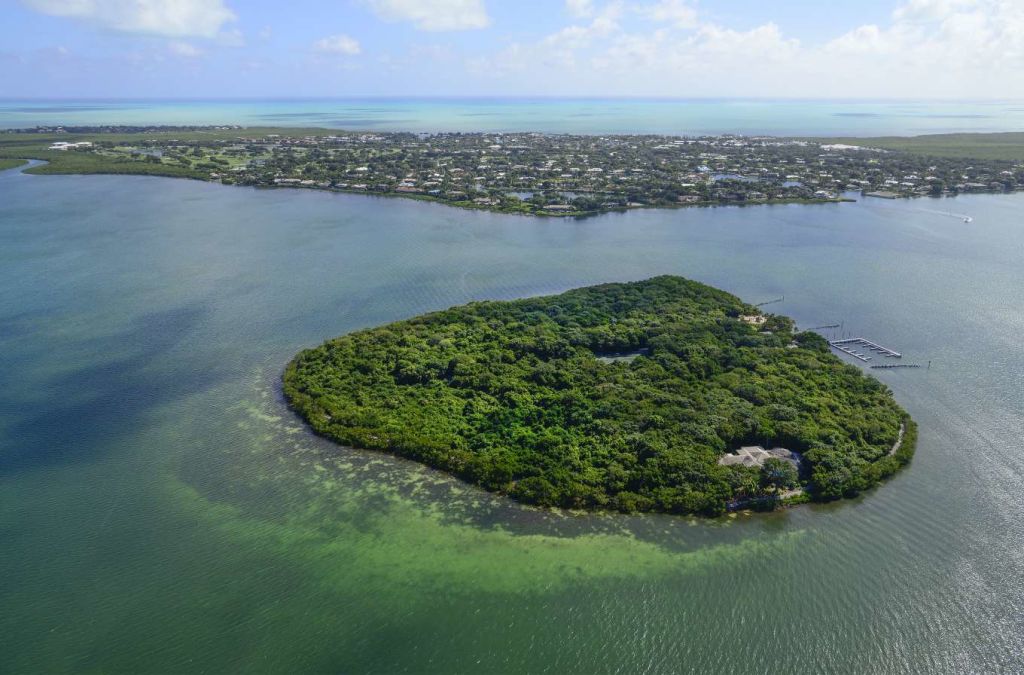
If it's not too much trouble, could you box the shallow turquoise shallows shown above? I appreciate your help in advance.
[1,162,1023,672]
[3,97,1024,136]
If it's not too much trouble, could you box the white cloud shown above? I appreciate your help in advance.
[365,0,490,31]
[825,0,1024,76]
[22,0,237,39]
[472,3,623,72]
[543,10,620,50]
[467,0,1024,99]
[167,41,202,57]
[692,22,798,58]
[16,0,1024,99]
[824,24,891,55]
[313,34,362,55]
[892,0,979,22]
[637,0,697,29]
[566,0,594,18]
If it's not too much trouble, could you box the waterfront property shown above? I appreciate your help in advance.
[718,446,803,470]
[3,126,1022,218]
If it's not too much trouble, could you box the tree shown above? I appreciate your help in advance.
[284,276,911,515]
[759,458,799,492]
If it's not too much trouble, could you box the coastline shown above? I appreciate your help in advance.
[0,158,27,171]
[283,277,915,518]
[728,418,915,513]
[2,155,908,219]
[3,126,1019,219]
[251,183,854,218]
[0,151,860,217]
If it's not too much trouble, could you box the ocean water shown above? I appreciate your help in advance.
[1,162,1023,672]
[2,98,1024,136]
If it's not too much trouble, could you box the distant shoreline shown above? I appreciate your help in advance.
[3,98,1024,139]
[2,126,1020,219]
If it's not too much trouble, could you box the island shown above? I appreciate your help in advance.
[283,276,915,515]
[2,125,1021,218]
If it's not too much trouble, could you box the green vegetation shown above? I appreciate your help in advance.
[0,127,336,181]
[0,158,27,171]
[5,126,1021,214]
[760,458,799,492]
[823,132,1024,162]
[284,276,913,515]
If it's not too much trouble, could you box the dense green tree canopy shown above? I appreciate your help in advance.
[284,276,914,515]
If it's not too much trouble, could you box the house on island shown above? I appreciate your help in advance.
[718,446,803,470]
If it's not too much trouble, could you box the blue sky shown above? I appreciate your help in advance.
[2,0,1021,99]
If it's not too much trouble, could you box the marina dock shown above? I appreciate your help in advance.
[829,337,902,362]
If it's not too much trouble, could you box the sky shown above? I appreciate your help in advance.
[1,0,1022,99]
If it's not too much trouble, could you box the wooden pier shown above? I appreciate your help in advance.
[829,337,902,362]
[870,364,920,369]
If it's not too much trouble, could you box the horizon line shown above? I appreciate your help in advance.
[2,96,1024,104]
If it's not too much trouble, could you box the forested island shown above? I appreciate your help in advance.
[2,125,1022,217]
[284,277,915,515]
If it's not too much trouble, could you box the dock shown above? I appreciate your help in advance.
[755,295,784,308]
[870,364,920,369]
[829,337,902,362]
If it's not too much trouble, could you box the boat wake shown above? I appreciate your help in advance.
[916,207,973,223]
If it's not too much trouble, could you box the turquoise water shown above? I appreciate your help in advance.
[1,162,1023,672]
[3,98,1024,135]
